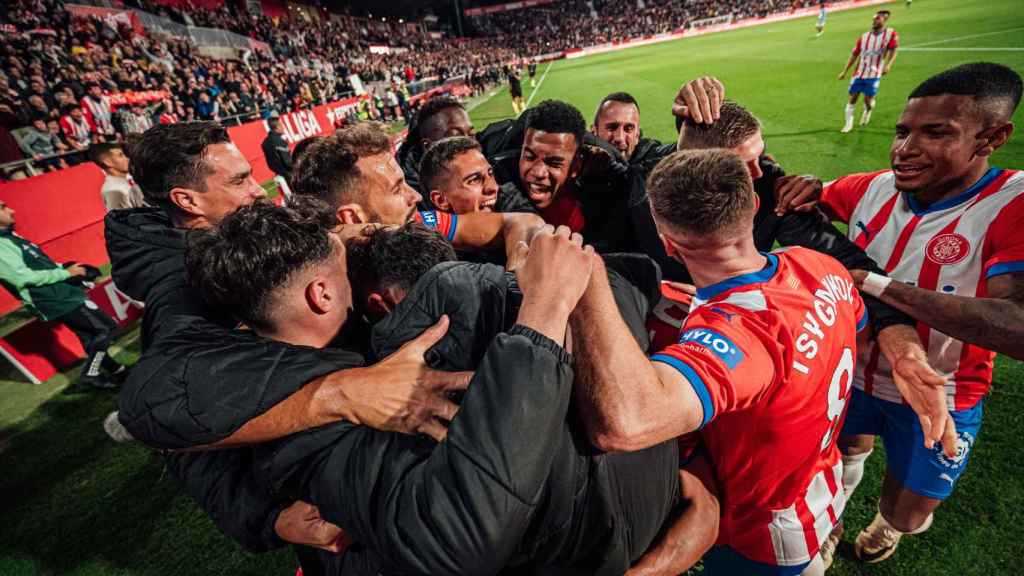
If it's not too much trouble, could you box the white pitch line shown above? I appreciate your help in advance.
[907,27,1024,48]
[903,47,1024,52]
[522,61,555,113]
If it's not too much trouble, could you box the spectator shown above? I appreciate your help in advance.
[81,82,115,139]
[18,118,67,172]
[59,105,93,151]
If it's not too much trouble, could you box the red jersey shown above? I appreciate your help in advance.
[413,210,458,242]
[852,28,898,79]
[650,248,867,567]
[538,188,585,233]
[821,168,1024,410]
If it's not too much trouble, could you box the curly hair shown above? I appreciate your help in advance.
[526,100,586,149]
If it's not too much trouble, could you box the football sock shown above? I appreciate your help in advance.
[841,450,872,499]
[844,103,856,127]
[861,105,874,125]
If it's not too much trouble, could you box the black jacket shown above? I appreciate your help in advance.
[262,131,293,178]
[257,260,680,575]
[106,207,356,554]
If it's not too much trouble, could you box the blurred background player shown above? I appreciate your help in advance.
[508,62,525,115]
[529,59,538,88]
[816,1,827,37]
[838,10,899,133]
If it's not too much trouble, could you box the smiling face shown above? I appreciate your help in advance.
[593,100,640,159]
[431,149,499,214]
[353,152,423,225]
[890,94,992,201]
[519,128,580,209]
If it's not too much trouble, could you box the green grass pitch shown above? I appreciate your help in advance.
[1,1,1021,574]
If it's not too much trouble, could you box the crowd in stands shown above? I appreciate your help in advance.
[469,0,818,55]
[1,0,819,179]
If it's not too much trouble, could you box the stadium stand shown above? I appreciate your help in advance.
[0,0,825,180]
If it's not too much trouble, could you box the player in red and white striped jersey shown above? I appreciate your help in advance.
[819,62,1024,566]
[570,149,868,576]
[837,10,898,133]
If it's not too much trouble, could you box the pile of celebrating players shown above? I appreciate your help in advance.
[107,58,1023,576]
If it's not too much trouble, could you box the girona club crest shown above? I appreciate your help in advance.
[926,233,971,265]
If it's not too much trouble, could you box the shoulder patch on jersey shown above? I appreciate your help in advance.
[419,210,438,229]
[679,328,745,369]
[926,233,970,265]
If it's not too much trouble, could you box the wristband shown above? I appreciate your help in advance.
[860,272,892,298]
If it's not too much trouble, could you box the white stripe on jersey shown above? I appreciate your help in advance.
[848,171,1024,407]
[767,460,844,566]
[855,28,894,79]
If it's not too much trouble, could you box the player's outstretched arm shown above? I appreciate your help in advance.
[882,45,898,75]
[625,451,720,576]
[570,255,705,452]
[449,211,545,269]
[854,270,1024,361]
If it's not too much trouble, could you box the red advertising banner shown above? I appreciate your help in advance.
[227,93,371,183]
[107,90,170,109]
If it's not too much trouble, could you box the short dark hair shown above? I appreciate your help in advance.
[595,92,640,125]
[88,142,120,168]
[679,101,761,150]
[346,222,457,310]
[185,198,338,332]
[908,62,1023,124]
[291,122,391,209]
[876,10,891,17]
[130,121,231,210]
[419,136,482,191]
[526,100,586,150]
[414,96,464,141]
[647,148,755,238]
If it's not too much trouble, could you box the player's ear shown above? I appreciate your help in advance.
[430,189,450,212]
[366,292,392,320]
[975,122,1014,158]
[306,276,331,314]
[659,232,679,259]
[337,203,367,224]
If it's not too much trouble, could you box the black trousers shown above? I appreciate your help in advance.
[59,302,120,377]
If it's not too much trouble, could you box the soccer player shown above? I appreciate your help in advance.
[290,122,544,267]
[417,136,535,214]
[816,1,827,37]
[838,10,898,133]
[570,148,868,575]
[820,62,1024,565]
[508,63,524,115]
[528,59,538,88]
[395,96,475,192]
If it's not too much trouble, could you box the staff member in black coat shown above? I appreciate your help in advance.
[262,115,294,199]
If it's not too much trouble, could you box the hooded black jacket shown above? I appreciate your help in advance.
[105,207,358,553]
[257,259,680,576]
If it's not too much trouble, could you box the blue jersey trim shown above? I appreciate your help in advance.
[987,260,1024,278]
[905,167,1002,216]
[856,308,870,333]
[696,253,779,302]
[447,213,459,242]
[651,354,715,429]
